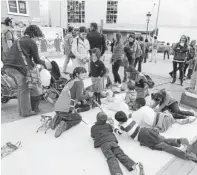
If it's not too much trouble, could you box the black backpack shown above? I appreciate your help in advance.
[144,74,155,88]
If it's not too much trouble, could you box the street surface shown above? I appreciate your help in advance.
[1,53,192,123]
[1,53,197,175]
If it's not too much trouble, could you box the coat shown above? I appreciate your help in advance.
[71,37,90,72]
[173,42,188,62]
[91,122,118,148]
[87,31,106,55]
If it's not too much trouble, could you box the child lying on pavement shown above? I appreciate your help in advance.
[50,67,94,138]
[91,112,145,175]
[131,98,197,132]
[113,111,197,163]
[151,89,195,118]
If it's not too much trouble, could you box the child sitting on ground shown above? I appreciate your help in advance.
[113,111,197,163]
[89,48,106,105]
[125,80,137,110]
[151,89,195,118]
[91,112,145,175]
[132,98,196,132]
[50,67,94,138]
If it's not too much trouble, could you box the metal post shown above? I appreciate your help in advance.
[155,0,161,36]
[146,21,149,39]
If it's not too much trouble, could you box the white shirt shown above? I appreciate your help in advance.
[132,106,156,127]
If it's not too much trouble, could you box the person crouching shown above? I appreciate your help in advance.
[89,48,106,104]
[50,67,93,138]
[91,112,144,175]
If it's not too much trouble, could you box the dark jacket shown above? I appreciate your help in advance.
[89,60,106,77]
[173,42,188,61]
[3,36,44,75]
[91,122,118,148]
[87,31,106,56]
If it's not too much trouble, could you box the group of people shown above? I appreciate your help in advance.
[2,18,197,175]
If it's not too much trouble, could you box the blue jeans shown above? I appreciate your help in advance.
[5,68,38,117]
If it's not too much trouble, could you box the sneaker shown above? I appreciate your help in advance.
[135,162,145,175]
[55,121,67,138]
[186,152,197,163]
[180,138,190,147]
[50,114,61,130]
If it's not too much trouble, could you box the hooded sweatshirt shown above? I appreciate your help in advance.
[91,113,118,148]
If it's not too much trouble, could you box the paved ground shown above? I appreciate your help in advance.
[1,53,192,123]
[1,53,197,175]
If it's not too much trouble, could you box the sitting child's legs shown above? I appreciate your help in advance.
[55,111,82,138]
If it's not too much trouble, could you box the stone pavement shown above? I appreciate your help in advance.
[1,53,192,123]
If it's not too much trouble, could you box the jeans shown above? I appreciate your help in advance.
[56,111,82,130]
[167,102,194,117]
[173,61,184,81]
[164,50,169,59]
[100,141,136,175]
[184,63,189,76]
[112,60,121,84]
[62,54,70,73]
[134,56,142,72]
[5,68,34,117]
[144,52,148,63]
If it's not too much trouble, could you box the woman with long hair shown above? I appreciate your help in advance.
[110,33,124,86]
[3,25,46,117]
[171,35,188,85]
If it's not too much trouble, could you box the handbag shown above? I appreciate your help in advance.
[17,39,43,95]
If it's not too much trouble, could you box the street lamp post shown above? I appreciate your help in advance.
[146,12,151,39]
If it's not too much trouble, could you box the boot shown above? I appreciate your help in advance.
[171,78,176,84]
[169,72,173,78]
[50,114,61,130]
[55,121,68,138]
[31,96,41,113]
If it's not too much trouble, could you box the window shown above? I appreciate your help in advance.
[7,0,29,16]
[67,0,85,23]
[106,0,118,24]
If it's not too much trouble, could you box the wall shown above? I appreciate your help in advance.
[1,0,41,25]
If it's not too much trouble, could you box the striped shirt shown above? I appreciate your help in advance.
[114,118,140,140]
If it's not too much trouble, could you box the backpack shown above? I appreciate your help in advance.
[69,38,79,59]
[144,74,155,88]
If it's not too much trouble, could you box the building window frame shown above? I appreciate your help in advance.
[6,0,29,17]
[106,0,118,24]
[67,0,85,23]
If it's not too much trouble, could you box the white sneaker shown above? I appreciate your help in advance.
[135,162,145,175]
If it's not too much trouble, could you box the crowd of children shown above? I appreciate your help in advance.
[49,55,197,174]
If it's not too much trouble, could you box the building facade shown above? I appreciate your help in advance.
[1,0,41,37]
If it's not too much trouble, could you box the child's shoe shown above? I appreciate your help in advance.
[135,162,145,175]
[50,114,61,130]
[55,121,67,138]
[186,152,197,163]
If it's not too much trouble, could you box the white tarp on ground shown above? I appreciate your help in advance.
[1,93,197,175]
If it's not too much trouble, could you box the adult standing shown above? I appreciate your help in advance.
[1,17,14,62]
[172,35,188,86]
[163,43,170,60]
[144,39,150,63]
[63,26,74,73]
[71,26,90,73]
[111,33,124,86]
[135,36,144,72]
[3,25,46,117]
[110,33,116,53]
[87,22,106,56]
[150,36,159,63]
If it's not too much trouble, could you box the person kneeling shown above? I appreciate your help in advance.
[114,111,197,163]
[91,112,145,175]
[50,67,93,138]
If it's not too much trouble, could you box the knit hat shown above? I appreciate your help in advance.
[115,111,128,122]
[97,112,107,122]
[79,26,87,33]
